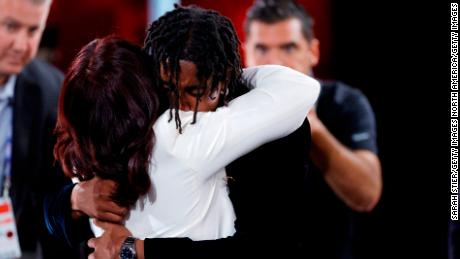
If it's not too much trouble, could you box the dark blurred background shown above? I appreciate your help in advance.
[40,1,449,258]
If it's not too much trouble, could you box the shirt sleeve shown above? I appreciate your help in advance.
[43,183,94,248]
[339,87,378,153]
[176,65,320,179]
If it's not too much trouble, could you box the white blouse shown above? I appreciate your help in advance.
[92,65,320,240]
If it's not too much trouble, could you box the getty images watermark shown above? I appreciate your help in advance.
[452,2,459,221]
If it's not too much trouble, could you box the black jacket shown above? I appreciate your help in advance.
[11,59,78,258]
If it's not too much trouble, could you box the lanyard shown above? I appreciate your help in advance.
[1,137,12,198]
[0,97,13,198]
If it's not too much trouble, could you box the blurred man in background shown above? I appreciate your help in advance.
[0,0,78,257]
[244,0,382,258]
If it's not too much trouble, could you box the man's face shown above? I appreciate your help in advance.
[0,0,50,82]
[245,18,319,75]
[160,60,223,112]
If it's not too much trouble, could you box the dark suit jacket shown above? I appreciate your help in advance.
[11,59,78,258]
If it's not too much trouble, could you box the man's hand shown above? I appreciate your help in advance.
[307,108,326,136]
[87,220,131,259]
[71,177,128,223]
[306,108,382,212]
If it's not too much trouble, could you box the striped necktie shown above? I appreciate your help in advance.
[0,97,13,196]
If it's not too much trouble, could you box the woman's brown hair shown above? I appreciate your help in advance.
[54,36,160,206]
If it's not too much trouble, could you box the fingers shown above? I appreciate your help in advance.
[78,177,128,222]
[98,176,118,188]
[87,238,96,248]
[81,176,117,199]
[93,219,115,230]
[104,201,129,216]
[95,177,118,196]
[94,210,125,223]
[93,200,128,223]
[82,199,126,222]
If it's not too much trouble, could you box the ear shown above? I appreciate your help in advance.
[308,38,320,67]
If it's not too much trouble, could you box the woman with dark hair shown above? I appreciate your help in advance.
[54,36,161,211]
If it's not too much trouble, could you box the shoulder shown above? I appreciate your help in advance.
[19,59,64,94]
[319,80,368,105]
[16,59,64,117]
[318,80,378,152]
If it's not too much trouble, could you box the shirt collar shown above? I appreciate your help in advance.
[0,76,16,101]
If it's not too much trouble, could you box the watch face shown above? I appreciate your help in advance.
[120,247,134,259]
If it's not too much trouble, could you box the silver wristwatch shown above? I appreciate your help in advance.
[119,236,137,259]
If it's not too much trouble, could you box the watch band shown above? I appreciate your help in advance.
[119,236,137,259]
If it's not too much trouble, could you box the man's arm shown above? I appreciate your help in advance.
[44,183,93,247]
[45,177,253,257]
[308,90,382,212]
[44,177,128,247]
[88,222,279,259]
[180,65,320,179]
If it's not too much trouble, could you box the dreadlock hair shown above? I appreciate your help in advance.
[144,4,245,133]
[244,0,315,42]
[54,36,160,207]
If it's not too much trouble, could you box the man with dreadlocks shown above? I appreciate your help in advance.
[45,5,320,259]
